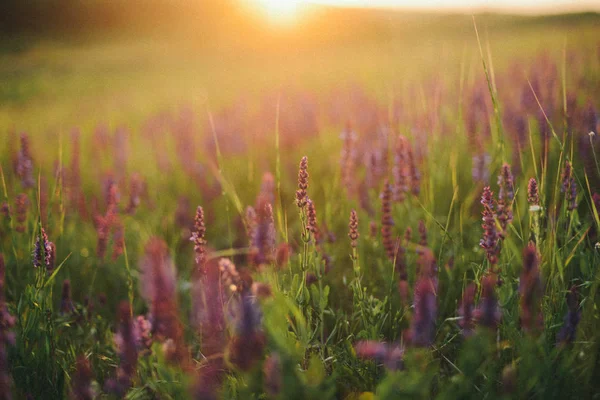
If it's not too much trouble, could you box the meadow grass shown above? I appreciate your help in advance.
[0,11,599,399]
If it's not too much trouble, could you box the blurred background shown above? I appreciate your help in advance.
[0,0,599,134]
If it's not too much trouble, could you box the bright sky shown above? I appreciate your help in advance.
[246,0,599,26]
[306,0,600,13]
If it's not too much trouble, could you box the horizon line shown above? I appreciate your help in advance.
[302,1,600,15]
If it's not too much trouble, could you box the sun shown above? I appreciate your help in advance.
[251,0,306,25]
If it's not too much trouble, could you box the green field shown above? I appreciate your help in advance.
[1,8,600,399]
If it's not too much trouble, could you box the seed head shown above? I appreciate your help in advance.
[190,206,207,268]
[348,210,359,249]
[561,161,577,211]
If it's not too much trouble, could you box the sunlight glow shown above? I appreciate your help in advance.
[252,0,306,25]
[243,0,599,27]
[259,0,600,14]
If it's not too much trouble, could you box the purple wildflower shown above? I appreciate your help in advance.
[295,156,309,209]
[275,243,291,268]
[139,238,187,364]
[519,244,543,333]
[498,163,515,203]
[528,178,540,206]
[340,127,358,196]
[249,201,276,269]
[392,136,409,203]
[458,284,476,337]
[418,220,427,247]
[472,153,491,183]
[354,341,404,371]
[125,173,144,214]
[264,353,282,397]
[109,214,124,258]
[69,355,94,400]
[105,302,137,397]
[0,254,15,400]
[219,258,243,294]
[369,220,378,238]
[115,314,153,355]
[60,280,74,315]
[381,180,395,260]
[228,293,265,371]
[474,274,501,330]
[33,228,55,273]
[16,134,34,189]
[561,161,577,211]
[15,193,29,233]
[192,258,225,358]
[306,198,320,242]
[259,172,276,208]
[409,277,437,347]
[174,196,192,229]
[480,187,500,266]
[407,142,421,196]
[497,163,514,239]
[557,285,581,345]
[252,282,273,299]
